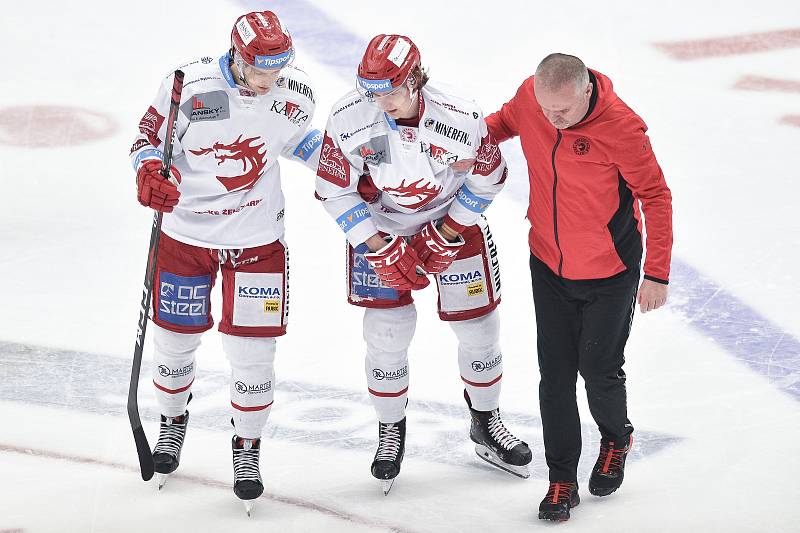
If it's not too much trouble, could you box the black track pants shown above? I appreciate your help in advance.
[530,255,638,482]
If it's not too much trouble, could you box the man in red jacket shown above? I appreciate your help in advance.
[487,53,673,522]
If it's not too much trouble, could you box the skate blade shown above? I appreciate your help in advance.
[381,478,396,496]
[474,444,530,479]
[243,500,255,517]
[156,473,169,490]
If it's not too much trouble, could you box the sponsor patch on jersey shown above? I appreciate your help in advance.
[351,135,391,166]
[293,129,323,161]
[133,148,163,170]
[317,133,350,187]
[455,184,491,213]
[138,106,164,147]
[472,134,502,176]
[232,272,284,328]
[336,202,371,232]
[421,142,458,166]
[424,118,471,146]
[129,138,150,156]
[285,78,315,103]
[350,243,400,301]
[436,256,490,312]
[157,272,211,327]
[270,99,308,125]
[180,91,230,122]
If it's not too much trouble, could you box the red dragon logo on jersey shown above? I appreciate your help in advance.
[382,178,443,210]
[189,135,267,192]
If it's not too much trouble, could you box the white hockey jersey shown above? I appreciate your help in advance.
[315,83,507,247]
[130,53,323,249]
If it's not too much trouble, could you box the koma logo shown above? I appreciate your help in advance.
[238,286,281,297]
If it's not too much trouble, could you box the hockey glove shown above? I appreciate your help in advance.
[365,235,430,291]
[136,159,181,212]
[410,221,465,274]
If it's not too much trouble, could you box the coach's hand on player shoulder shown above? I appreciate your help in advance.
[365,234,430,291]
[136,159,181,213]
[410,220,465,275]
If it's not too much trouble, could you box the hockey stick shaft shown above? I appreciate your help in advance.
[127,70,185,481]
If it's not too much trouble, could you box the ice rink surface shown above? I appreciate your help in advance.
[1,1,799,531]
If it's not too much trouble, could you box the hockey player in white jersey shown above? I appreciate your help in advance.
[129,11,322,514]
[315,34,532,494]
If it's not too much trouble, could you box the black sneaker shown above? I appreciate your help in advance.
[589,436,633,496]
[538,482,580,521]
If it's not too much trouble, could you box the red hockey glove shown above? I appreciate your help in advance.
[410,221,465,274]
[136,159,181,212]
[365,235,430,291]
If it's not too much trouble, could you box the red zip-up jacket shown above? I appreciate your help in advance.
[487,70,672,283]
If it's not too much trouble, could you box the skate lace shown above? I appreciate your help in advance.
[487,410,522,450]
[546,482,576,504]
[153,415,186,458]
[375,423,402,461]
[233,439,262,482]
[597,439,630,474]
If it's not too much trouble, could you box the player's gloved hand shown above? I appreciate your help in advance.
[136,159,181,212]
[410,221,465,274]
[365,235,430,291]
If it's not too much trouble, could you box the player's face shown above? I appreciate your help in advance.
[534,81,593,129]
[372,84,416,120]
[242,64,283,95]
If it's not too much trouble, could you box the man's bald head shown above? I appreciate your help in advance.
[535,53,590,95]
[534,53,593,129]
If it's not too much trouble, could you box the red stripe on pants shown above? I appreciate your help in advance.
[153,378,194,394]
[461,374,502,387]
[231,401,274,412]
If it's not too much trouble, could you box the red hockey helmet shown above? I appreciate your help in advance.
[357,34,421,96]
[231,11,293,69]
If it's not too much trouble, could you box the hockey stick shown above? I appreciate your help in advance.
[127,70,185,481]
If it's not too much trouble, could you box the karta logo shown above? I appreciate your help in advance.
[270,100,308,124]
[383,178,443,209]
[421,142,458,166]
[138,106,164,147]
[189,135,267,192]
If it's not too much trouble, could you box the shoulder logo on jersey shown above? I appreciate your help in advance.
[420,142,458,166]
[428,98,471,117]
[472,134,502,176]
[138,106,164,147]
[332,98,363,117]
[317,132,350,187]
[424,118,471,146]
[351,135,391,166]
[189,134,267,192]
[270,99,308,125]
[180,91,230,122]
[382,178,443,210]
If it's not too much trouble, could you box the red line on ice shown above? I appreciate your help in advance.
[733,76,800,93]
[655,28,800,60]
[0,443,417,533]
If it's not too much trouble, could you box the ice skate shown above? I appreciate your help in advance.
[232,436,263,516]
[465,391,532,478]
[589,436,633,496]
[152,410,189,490]
[370,418,406,495]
